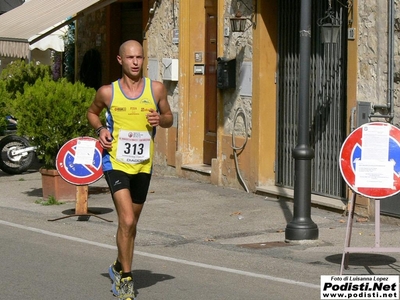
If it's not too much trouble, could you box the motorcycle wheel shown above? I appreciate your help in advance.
[0,135,35,174]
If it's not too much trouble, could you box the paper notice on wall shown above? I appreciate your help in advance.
[354,125,393,188]
[73,140,96,165]
[361,125,389,161]
[355,160,394,188]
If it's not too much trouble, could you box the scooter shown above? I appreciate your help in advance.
[0,116,37,174]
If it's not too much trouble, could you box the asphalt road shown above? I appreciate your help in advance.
[1,166,400,299]
[0,219,320,300]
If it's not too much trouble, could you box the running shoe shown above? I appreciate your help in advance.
[109,263,121,296]
[118,276,136,300]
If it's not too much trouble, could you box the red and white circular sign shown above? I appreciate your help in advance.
[339,122,400,199]
[56,137,103,185]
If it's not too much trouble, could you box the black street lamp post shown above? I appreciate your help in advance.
[285,0,319,241]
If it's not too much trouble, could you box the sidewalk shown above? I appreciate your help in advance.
[1,162,400,280]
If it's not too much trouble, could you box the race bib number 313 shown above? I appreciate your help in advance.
[116,130,151,164]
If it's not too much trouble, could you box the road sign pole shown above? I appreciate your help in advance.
[75,185,88,215]
[339,122,400,273]
[49,137,111,222]
[339,122,400,199]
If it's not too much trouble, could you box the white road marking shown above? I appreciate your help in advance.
[0,219,319,289]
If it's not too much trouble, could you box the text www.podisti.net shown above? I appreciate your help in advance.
[321,275,399,299]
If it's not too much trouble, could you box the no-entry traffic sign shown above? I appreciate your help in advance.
[56,137,103,185]
[339,122,400,199]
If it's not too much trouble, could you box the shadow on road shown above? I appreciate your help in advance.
[61,207,114,216]
[326,253,400,274]
[326,253,397,266]
[133,269,175,289]
[101,269,175,294]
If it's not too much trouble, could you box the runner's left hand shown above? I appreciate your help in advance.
[146,109,160,127]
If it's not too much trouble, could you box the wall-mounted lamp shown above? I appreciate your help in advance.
[143,0,160,39]
[229,0,256,33]
[317,0,341,44]
[230,11,247,33]
[320,23,341,44]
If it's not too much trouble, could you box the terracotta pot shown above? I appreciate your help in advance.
[39,168,76,201]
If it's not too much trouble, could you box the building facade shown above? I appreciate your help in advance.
[75,0,400,217]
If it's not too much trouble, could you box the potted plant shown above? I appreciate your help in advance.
[14,75,96,201]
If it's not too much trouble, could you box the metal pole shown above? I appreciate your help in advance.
[285,0,319,241]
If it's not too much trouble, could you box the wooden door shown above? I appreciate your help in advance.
[203,1,217,165]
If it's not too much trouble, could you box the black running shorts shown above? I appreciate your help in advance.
[104,170,151,204]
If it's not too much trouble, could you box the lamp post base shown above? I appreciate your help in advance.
[285,220,319,241]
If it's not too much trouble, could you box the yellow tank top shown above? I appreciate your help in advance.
[102,78,158,174]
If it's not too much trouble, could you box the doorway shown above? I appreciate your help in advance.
[108,1,143,82]
[276,0,347,199]
[203,0,217,165]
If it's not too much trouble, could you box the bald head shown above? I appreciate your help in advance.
[119,40,143,57]
[117,40,145,79]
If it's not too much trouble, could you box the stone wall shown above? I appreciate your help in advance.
[76,8,107,85]
[358,0,400,125]
[395,1,400,124]
[145,0,179,112]
[145,0,254,134]
[144,0,179,170]
[222,0,253,137]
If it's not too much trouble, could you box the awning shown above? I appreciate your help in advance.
[29,25,68,52]
[0,0,117,58]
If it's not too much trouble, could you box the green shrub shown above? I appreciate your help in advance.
[0,60,51,99]
[14,76,96,169]
[0,60,51,134]
[0,80,11,132]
